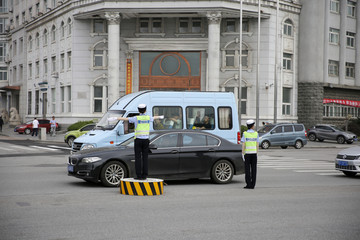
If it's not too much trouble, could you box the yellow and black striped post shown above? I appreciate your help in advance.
[120,178,164,196]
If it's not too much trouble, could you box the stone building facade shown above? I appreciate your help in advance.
[2,0,303,127]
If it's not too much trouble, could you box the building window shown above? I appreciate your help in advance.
[22,11,26,24]
[19,38,23,53]
[51,56,56,73]
[323,104,360,118]
[28,36,33,51]
[51,25,56,42]
[282,88,291,116]
[61,86,65,113]
[137,17,165,36]
[43,29,48,46]
[282,53,292,70]
[224,87,247,115]
[67,86,71,112]
[0,0,7,13]
[328,60,339,76]
[93,19,107,34]
[222,41,250,70]
[177,17,203,34]
[67,51,71,69]
[60,21,65,38]
[13,40,16,56]
[67,18,72,36]
[329,28,340,44]
[225,19,236,32]
[35,32,40,48]
[43,59,48,75]
[28,91,32,115]
[330,0,340,13]
[35,90,39,115]
[347,1,356,17]
[346,31,355,47]
[51,88,56,114]
[92,41,108,68]
[0,42,5,62]
[28,63,32,78]
[346,62,355,78]
[94,86,104,113]
[60,53,65,71]
[0,18,6,33]
[35,61,40,77]
[0,67,7,80]
[283,19,293,37]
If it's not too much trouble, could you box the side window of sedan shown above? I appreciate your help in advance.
[207,136,220,146]
[182,133,207,147]
[152,134,178,148]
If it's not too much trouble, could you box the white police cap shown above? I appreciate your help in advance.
[138,104,147,109]
[246,119,255,125]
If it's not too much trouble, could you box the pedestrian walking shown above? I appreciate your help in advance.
[31,117,39,137]
[110,104,164,180]
[241,119,259,189]
[50,116,57,137]
[0,116,3,132]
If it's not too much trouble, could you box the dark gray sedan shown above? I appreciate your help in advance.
[307,124,357,144]
[68,130,244,187]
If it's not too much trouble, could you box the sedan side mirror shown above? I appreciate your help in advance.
[149,143,158,150]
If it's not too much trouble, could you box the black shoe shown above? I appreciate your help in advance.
[244,186,250,189]
[134,177,143,180]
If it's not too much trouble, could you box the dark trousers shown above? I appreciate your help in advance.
[134,138,149,178]
[244,153,257,188]
[32,128,38,136]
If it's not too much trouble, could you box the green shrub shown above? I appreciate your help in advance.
[67,121,94,131]
[241,125,248,136]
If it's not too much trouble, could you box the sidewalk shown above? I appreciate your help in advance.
[0,124,65,143]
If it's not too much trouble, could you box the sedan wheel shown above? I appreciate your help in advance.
[294,140,303,149]
[100,161,127,187]
[67,136,75,147]
[261,141,270,149]
[308,133,316,141]
[211,160,234,184]
[337,136,345,144]
[24,128,31,135]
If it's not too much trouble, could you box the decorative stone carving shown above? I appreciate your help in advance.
[206,11,222,24]
[126,50,134,59]
[105,12,121,25]
[1,109,9,124]
[9,107,21,126]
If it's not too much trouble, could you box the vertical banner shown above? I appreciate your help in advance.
[126,59,132,94]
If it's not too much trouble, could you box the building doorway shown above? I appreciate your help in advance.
[139,52,201,91]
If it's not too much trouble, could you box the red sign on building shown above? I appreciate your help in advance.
[323,98,360,107]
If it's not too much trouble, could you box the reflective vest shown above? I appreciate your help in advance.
[134,115,150,139]
[243,131,258,154]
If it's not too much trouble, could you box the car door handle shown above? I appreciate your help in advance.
[171,150,178,154]
[208,148,215,152]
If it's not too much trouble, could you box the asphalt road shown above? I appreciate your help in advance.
[0,141,359,240]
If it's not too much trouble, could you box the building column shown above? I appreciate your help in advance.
[356,1,360,87]
[105,12,121,106]
[339,0,347,85]
[206,12,221,91]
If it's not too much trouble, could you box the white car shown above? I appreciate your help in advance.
[335,146,360,177]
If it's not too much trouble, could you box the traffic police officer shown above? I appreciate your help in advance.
[241,119,259,189]
[115,104,163,180]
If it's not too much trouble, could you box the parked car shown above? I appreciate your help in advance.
[64,123,96,147]
[307,124,357,144]
[14,119,59,135]
[335,146,360,177]
[68,130,244,187]
[258,123,307,149]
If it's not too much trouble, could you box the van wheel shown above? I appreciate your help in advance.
[100,161,127,187]
[337,136,345,144]
[294,140,303,149]
[308,133,316,141]
[24,128,31,135]
[261,141,270,149]
[211,160,234,184]
[281,146,288,149]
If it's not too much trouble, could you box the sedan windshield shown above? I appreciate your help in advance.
[258,125,274,133]
[95,110,125,130]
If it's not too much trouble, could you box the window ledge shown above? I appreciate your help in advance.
[175,33,205,37]
[221,67,251,72]
[90,67,108,71]
[135,33,166,37]
[90,33,108,37]
[221,32,253,37]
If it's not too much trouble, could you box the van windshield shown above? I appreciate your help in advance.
[95,110,126,130]
[258,125,274,133]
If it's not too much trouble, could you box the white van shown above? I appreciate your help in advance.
[72,91,240,151]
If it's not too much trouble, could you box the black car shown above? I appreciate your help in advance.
[68,130,244,187]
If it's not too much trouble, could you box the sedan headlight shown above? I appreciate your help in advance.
[82,157,102,163]
[81,144,95,150]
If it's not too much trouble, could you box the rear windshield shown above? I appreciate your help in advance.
[294,124,304,131]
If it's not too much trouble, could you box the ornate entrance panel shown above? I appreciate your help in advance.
[139,52,201,91]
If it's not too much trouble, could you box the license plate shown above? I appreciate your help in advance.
[338,161,348,166]
[68,165,74,172]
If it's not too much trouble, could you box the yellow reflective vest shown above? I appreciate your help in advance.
[243,131,258,154]
[134,115,150,139]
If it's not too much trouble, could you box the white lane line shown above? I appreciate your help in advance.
[29,145,60,151]
[316,172,344,176]
[9,145,38,151]
[294,170,338,173]
[47,145,71,150]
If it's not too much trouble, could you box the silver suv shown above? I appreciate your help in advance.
[307,124,357,144]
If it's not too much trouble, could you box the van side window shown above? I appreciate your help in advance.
[186,106,215,130]
[272,126,283,134]
[294,124,304,131]
[218,107,233,130]
[124,113,139,134]
[153,106,183,130]
[284,125,293,132]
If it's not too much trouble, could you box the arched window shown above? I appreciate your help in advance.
[51,25,56,42]
[221,40,251,71]
[283,19,293,37]
[90,75,108,113]
[220,76,249,115]
[90,40,108,69]
[67,18,72,36]
[43,28,48,46]
[28,35,33,51]
[35,32,40,48]
[60,21,65,38]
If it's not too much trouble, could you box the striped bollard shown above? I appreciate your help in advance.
[120,178,164,196]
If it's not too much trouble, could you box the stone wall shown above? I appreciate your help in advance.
[298,82,324,129]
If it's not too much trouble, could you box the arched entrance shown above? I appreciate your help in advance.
[139,52,201,91]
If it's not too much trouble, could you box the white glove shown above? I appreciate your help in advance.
[158,115,164,119]
[107,117,118,121]
[242,154,245,162]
